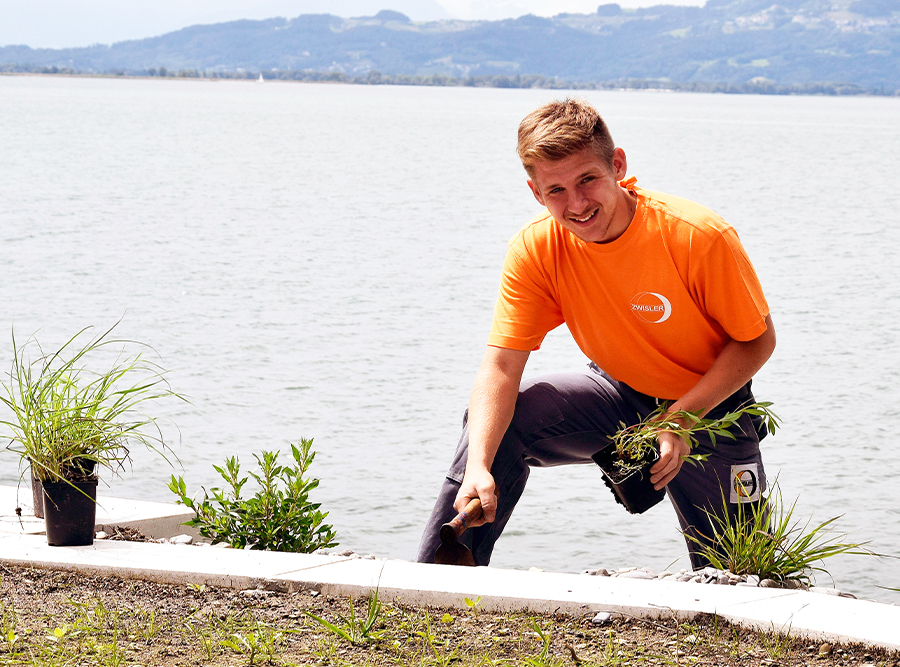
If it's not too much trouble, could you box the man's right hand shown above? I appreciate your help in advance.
[455,469,497,527]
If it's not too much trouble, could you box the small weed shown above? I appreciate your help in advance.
[523,619,554,667]
[416,611,458,667]
[221,621,290,665]
[464,595,483,617]
[757,624,794,661]
[133,607,161,640]
[46,624,73,643]
[306,589,384,645]
[184,619,220,661]
[1,601,18,650]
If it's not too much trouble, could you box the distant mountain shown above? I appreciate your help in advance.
[2,1,898,91]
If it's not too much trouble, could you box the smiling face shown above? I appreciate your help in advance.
[527,146,634,244]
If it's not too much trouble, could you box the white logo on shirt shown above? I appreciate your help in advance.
[630,292,672,324]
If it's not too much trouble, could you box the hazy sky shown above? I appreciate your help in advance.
[1,0,705,49]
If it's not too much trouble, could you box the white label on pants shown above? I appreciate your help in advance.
[730,464,760,503]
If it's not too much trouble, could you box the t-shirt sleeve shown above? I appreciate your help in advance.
[487,242,564,350]
[691,227,770,342]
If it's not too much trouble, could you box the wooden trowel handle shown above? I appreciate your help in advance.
[439,498,483,544]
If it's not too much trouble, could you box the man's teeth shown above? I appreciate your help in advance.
[573,211,595,222]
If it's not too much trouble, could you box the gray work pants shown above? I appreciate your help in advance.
[416,364,768,569]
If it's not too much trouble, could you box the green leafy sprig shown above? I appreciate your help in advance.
[611,401,779,475]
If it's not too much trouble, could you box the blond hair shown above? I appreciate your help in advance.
[517,99,616,177]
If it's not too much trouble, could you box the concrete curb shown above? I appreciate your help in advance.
[3,486,898,650]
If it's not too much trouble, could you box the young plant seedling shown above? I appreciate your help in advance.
[610,401,779,475]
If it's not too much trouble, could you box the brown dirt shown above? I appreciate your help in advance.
[2,562,899,667]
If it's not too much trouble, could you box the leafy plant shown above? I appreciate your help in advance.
[687,481,875,585]
[169,438,337,552]
[1,324,182,484]
[305,589,384,645]
[610,401,779,475]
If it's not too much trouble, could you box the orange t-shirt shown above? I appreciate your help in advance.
[488,177,770,400]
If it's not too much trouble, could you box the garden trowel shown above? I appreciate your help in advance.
[434,498,483,566]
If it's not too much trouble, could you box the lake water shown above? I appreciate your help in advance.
[1,75,898,604]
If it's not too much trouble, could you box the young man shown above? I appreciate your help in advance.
[417,99,776,569]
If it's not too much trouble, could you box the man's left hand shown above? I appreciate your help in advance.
[649,430,691,490]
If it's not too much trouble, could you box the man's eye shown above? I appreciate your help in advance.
[549,187,563,195]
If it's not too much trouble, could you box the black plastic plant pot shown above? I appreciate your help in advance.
[42,479,98,547]
[30,466,44,519]
[591,445,666,514]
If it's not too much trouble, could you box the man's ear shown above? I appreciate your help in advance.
[611,148,628,180]
[527,179,545,206]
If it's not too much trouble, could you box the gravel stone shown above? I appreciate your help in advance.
[591,611,612,626]
[618,569,656,580]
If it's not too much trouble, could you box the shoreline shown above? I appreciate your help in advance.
[2,69,897,98]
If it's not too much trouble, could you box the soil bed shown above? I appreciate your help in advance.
[2,563,899,667]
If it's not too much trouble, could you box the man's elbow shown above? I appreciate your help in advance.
[759,314,776,360]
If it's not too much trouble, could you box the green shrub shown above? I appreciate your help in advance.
[169,438,338,552]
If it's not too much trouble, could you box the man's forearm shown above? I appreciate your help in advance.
[466,363,521,473]
[455,346,530,521]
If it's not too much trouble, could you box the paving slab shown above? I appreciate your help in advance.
[2,486,898,651]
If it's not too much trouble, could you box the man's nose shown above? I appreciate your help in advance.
[570,189,589,213]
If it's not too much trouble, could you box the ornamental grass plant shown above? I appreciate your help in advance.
[689,481,877,586]
[1,324,182,484]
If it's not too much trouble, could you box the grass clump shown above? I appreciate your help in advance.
[169,437,338,552]
[689,481,876,586]
[1,323,182,483]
